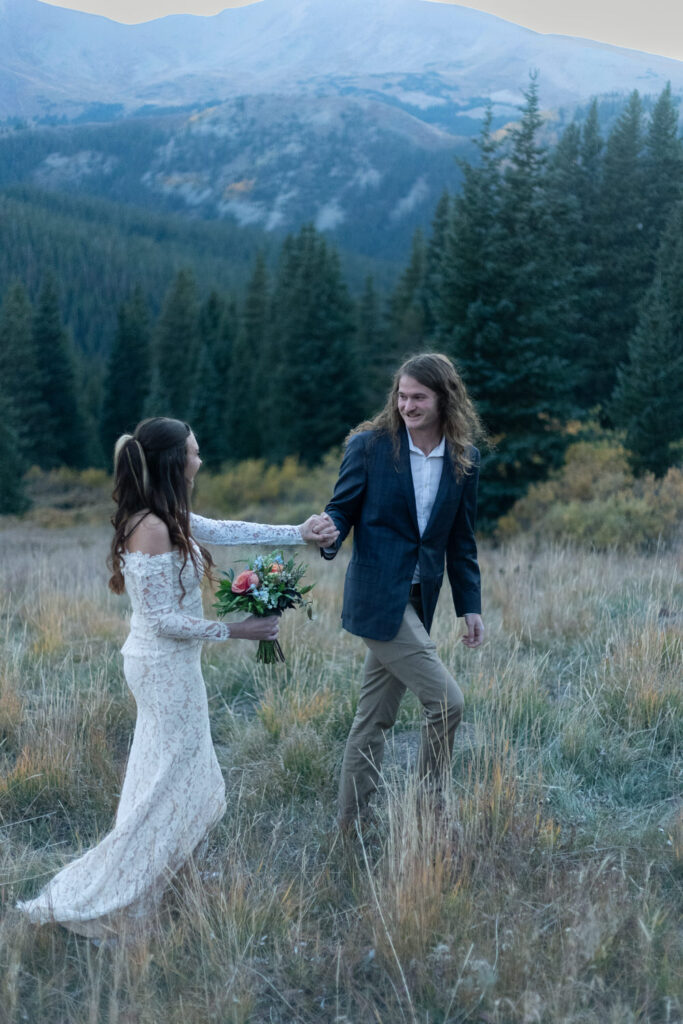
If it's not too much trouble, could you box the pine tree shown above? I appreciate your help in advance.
[152,269,200,420]
[269,225,360,464]
[570,100,607,411]
[436,104,503,349]
[642,83,683,271]
[355,275,389,416]
[611,204,683,477]
[385,229,428,362]
[591,91,648,409]
[0,281,48,465]
[445,80,573,521]
[544,120,595,408]
[189,291,235,469]
[33,276,88,468]
[0,387,29,514]
[422,190,451,337]
[77,350,106,469]
[227,253,269,461]
[100,285,151,457]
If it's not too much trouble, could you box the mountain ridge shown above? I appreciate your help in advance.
[1,0,681,263]
[2,0,682,121]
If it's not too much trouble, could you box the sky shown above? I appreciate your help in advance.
[41,0,683,63]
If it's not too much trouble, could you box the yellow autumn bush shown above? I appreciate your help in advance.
[498,438,683,549]
[195,449,342,519]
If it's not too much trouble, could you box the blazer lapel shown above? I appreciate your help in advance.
[423,445,459,537]
[396,429,419,533]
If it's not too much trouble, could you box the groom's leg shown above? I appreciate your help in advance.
[363,603,464,793]
[338,648,406,826]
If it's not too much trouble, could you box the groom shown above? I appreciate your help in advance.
[322,352,484,827]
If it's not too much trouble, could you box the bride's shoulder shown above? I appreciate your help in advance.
[125,511,173,556]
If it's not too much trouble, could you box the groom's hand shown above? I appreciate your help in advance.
[462,613,484,648]
[300,513,339,548]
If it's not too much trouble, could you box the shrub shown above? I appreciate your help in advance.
[498,436,683,549]
[194,450,341,519]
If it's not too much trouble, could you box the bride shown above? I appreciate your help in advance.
[17,417,338,940]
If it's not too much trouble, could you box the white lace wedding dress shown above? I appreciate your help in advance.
[17,513,303,939]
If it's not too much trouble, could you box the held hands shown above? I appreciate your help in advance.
[299,512,339,548]
[462,613,484,649]
[230,614,280,642]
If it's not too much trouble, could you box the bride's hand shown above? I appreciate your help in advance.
[229,615,280,641]
[300,513,339,548]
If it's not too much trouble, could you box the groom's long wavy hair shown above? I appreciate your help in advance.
[350,353,485,477]
[108,417,214,597]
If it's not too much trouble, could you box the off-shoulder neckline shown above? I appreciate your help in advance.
[123,548,180,561]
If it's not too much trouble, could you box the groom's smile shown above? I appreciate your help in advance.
[397,374,441,437]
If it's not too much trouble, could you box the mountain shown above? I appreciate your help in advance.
[3,0,683,120]
[1,0,681,259]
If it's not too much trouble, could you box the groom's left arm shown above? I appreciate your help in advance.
[446,452,481,618]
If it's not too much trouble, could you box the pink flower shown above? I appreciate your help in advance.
[232,570,260,594]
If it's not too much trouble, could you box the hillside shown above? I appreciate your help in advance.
[0,185,397,355]
[1,0,682,259]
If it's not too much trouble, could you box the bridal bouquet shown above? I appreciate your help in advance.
[213,552,314,664]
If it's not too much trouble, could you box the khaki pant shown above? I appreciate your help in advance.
[338,600,464,824]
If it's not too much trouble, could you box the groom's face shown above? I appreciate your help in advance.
[397,375,441,435]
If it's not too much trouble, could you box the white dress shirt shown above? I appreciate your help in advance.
[408,433,445,584]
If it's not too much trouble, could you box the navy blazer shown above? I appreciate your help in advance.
[323,428,481,641]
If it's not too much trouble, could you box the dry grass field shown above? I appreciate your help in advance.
[0,519,681,1023]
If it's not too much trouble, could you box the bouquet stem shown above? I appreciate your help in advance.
[257,639,286,664]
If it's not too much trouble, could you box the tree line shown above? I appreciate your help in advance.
[1,81,682,521]
[371,80,683,522]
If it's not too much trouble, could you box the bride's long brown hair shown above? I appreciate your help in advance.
[108,417,214,597]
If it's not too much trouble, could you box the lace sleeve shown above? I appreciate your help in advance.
[190,512,303,547]
[131,555,230,642]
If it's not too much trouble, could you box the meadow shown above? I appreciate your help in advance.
[0,517,680,1023]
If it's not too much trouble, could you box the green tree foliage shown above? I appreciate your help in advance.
[268,225,359,464]
[580,87,683,415]
[0,186,273,357]
[444,81,573,521]
[0,387,29,514]
[642,83,683,268]
[544,121,595,406]
[152,269,199,420]
[385,229,428,362]
[190,291,236,470]
[33,276,88,468]
[0,281,48,465]
[611,204,683,477]
[422,190,451,338]
[435,105,503,349]
[0,84,680,509]
[228,253,269,462]
[355,275,388,416]
[589,91,648,408]
[570,101,607,409]
[100,286,151,458]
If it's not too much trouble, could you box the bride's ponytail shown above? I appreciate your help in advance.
[113,434,150,507]
[109,433,153,594]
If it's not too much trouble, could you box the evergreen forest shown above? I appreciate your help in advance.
[1,81,682,524]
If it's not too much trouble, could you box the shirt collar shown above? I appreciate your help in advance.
[407,432,446,458]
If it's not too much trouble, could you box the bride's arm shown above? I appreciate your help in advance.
[134,556,232,642]
[190,512,339,548]
[190,512,303,547]
[127,513,230,641]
